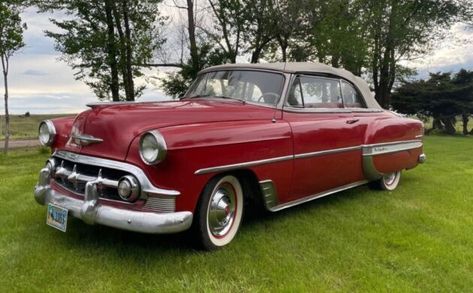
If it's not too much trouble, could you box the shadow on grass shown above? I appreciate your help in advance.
[39,182,394,258]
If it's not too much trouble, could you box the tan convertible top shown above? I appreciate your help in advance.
[200,62,382,109]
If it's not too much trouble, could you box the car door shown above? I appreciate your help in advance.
[283,75,365,202]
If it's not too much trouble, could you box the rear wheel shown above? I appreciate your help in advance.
[195,175,244,250]
[371,171,401,191]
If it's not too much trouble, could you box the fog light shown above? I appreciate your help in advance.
[117,175,140,202]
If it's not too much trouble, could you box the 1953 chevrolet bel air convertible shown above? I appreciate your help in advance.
[34,62,425,250]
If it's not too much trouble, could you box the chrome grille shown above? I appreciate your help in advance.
[51,156,129,201]
[49,152,178,213]
[143,197,176,213]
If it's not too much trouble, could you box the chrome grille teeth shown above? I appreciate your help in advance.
[67,164,79,191]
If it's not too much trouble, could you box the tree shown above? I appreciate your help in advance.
[392,70,473,135]
[364,0,467,108]
[204,0,245,63]
[37,0,166,101]
[0,2,26,154]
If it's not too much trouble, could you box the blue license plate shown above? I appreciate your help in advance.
[47,203,68,232]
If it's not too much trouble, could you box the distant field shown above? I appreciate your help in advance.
[0,136,472,291]
[0,114,75,140]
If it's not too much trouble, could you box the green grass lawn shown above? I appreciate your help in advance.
[0,114,74,140]
[1,136,472,292]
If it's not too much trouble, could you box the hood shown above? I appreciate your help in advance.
[63,99,278,161]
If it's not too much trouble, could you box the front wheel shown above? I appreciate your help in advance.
[194,175,244,250]
[370,171,401,191]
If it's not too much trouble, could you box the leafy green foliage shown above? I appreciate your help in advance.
[37,0,166,101]
[0,3,25,59]
[0,1,26,153]
[392,69,473,134]
[162,0,469,102]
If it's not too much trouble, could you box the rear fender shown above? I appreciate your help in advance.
[363,117,424,180]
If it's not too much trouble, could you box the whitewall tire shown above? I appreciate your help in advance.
[378,171,401,191]
[195,175,244,250]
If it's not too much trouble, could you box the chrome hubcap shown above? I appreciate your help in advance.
[384,172,397,186]
[208,183,236,237]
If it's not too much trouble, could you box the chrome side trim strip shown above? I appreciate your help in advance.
[54,151,180,197]
[294,145,361,159]
[268,180,368,212]
[194,139,423,175]
[362,140,422,156]
[194,155,293,175]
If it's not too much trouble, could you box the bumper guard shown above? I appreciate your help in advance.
[34,167,193,234]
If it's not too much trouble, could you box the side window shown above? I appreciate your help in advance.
[287,76,343,109]
[341,80,365,108]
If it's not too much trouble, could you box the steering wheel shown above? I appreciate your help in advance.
[257,92,280,104]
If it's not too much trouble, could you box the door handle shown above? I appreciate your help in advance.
[346,119,360,124]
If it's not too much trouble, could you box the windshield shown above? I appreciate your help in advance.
[185,70,285,106]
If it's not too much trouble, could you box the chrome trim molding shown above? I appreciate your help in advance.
[34,168,192,234]
[362,155,383,180]
[71,133,104,146]
[259,180,278,209]
[268,180,368,212]
[87,101,137,108]
[294,145,361,159]
[362,140,423,156]
[195,139,423,175]
[194,155,293,175]
[54,151,180,197]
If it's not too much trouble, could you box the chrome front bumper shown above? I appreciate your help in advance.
[34,168,193,234]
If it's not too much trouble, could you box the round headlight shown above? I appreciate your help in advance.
[139,131,167,165]
[117,175,140,202]
[38,120,56,146]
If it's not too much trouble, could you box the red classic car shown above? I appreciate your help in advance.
[34,62,425,249]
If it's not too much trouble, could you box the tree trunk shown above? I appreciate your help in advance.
[441,116,456,135]
[187,0,199,76]
[104,0,120,101]
[277,35,288,62]
[122,0,134,101]
[112,3,130,102]
[432,117,443,130]
[250,48,262,63]
[2,56,9,154]
[462,114,469,135]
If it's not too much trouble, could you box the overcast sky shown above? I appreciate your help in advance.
[0,7,472,115]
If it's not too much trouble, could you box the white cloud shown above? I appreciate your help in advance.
[403,23,473,78]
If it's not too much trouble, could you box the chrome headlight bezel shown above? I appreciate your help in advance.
[38,120,56,146]
[139,130,167,165]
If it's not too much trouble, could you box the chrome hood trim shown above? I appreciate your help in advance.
[71,133,104,146]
